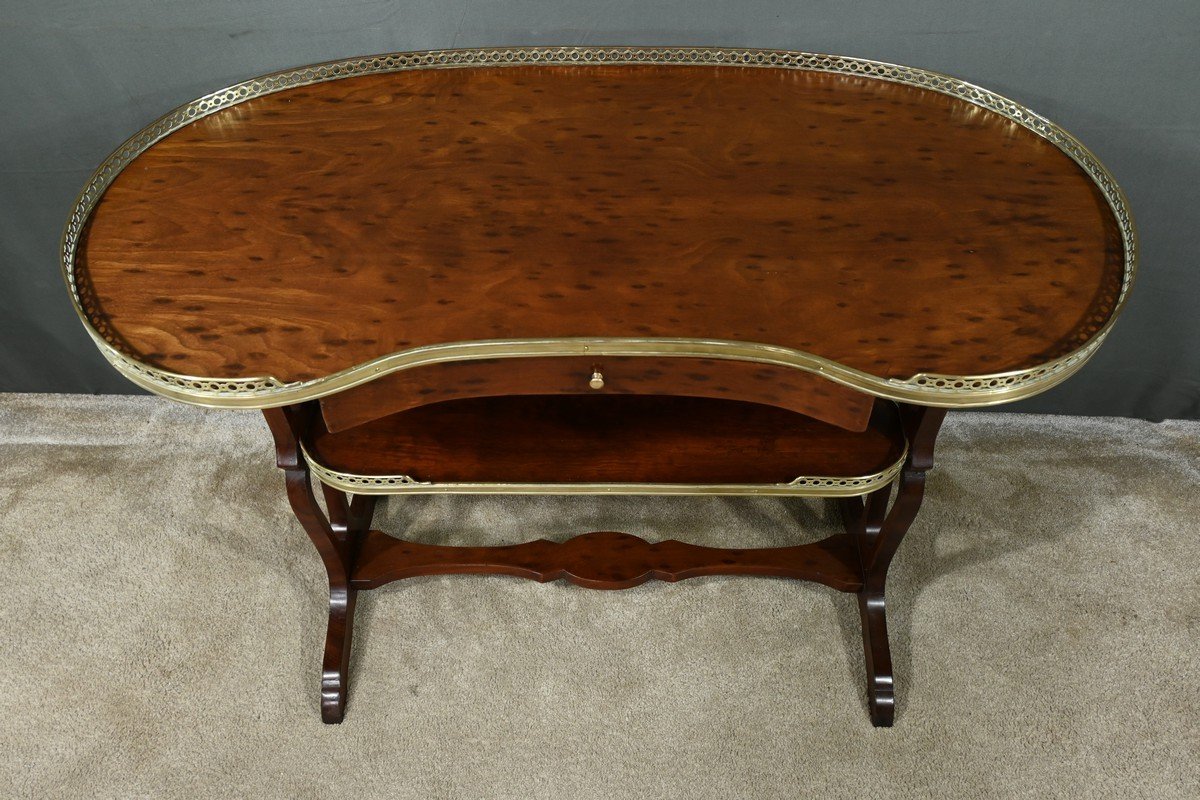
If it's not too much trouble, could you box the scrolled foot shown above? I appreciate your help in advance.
[319,585,357,724]
[321,670,348,724]
[858,590,897,727]
[867,679,895,727]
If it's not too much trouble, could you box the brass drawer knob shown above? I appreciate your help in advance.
[589,370,605,390]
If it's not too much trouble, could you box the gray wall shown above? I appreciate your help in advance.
[3,1,1197,419]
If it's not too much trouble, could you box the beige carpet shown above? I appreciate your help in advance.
[0,393,1196,799]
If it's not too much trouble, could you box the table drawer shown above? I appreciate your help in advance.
[319,355,874,433]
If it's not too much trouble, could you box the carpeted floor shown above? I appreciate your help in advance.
[0,393,1196,799]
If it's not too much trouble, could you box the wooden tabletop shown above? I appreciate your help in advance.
[67,48,1134,407]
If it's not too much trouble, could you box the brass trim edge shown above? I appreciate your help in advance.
[62,46,1137,409]
[298,441,908,498]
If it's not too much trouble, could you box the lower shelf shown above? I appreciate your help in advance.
[302,394,906,497]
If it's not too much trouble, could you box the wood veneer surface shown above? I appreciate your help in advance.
[78,64,1124,385]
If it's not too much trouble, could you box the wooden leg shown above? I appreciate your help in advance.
[843,485,895,725]
[266,404,378,724]
[321,584,356,723]
[315,485,378,722]
[858,591,893,725]
[843,404,946,727]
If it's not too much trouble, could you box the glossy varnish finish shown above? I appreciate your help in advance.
[78,64,1124,389]
[72,52,1127,728]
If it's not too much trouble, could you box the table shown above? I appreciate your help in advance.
[63,47,1135,726]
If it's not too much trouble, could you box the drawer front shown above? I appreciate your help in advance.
[319,356,875,433]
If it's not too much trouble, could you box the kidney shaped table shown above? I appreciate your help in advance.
[63,47,1135,725]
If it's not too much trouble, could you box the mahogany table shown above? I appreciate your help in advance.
[63,47,1135,726]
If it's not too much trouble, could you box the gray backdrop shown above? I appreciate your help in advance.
[3,1,1197,419]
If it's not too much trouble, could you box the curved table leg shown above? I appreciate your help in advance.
[845,484,896,726]
[321,583,356,723]
[859,591,893,726]
[843,404,946,727]
[315,485,378,722]
[266,405,378,723]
